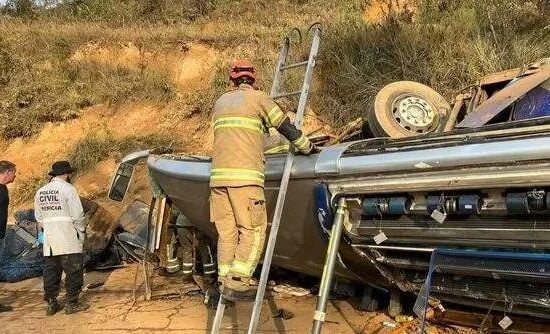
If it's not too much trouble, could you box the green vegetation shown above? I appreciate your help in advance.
[2,0,219,23]
[0,0,354,140]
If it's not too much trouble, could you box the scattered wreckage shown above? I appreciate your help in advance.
[0,199,151,282]
[108,59,550,320]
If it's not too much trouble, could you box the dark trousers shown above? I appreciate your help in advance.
[176,226,216,276]
[177,226,194,275]
[43,253,84,303]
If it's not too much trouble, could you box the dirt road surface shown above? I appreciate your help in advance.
[0,264,470,334]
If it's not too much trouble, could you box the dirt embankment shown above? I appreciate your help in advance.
[0,42,218,215]
[1,40,332,218]
[71,42,218,94]
[363,0,417,24]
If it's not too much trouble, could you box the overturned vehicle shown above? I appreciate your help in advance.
[109,60,550,319]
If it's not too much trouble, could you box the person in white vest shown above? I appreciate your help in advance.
[34,161,89,316]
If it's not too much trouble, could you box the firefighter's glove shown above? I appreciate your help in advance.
[299,143,321,156]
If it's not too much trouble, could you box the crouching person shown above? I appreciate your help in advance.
[34,161,89,316]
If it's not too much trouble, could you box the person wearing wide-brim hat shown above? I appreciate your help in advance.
[48,160,76,177]
[34,160,89,316]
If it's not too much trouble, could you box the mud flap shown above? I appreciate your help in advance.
[314,183,334,235]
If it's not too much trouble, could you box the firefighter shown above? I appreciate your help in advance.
[210,59,316,302]
[174,213,217,281]
[161,211,217,282]
[34,161,89,315]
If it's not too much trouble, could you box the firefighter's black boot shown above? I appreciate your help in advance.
[65,300,89,314]
[46,298,60,316]
[222,276,257,302]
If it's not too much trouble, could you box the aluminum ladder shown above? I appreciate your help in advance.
[210,24,322,334]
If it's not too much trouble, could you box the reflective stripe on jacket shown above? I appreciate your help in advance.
[210,84,286,188]
[34,178,86,256]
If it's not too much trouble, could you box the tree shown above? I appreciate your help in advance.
[3,0,36,17]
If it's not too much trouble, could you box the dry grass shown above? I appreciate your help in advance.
[315,0,550,126]
[68,133,178,172]
[11,175,44,205]
[2,0,549,134]
[0,19,182,138]
[0,0,355,139]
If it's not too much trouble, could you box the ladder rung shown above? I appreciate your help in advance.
[280,61,309,70]
[273,91,302,99]
[248,25,322,334]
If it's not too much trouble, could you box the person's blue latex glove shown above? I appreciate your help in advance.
[37,231,44,245]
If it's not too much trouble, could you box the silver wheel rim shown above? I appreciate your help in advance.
[391,95,437,134]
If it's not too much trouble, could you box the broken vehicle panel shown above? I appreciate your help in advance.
[457,67,550,128]
[0,199,151,282]
[514,78,550,120]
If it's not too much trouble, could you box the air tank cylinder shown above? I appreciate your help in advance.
[427,194,481,215]
[362,197,410,216]
[457,195,481,215]
[506,190,545,214]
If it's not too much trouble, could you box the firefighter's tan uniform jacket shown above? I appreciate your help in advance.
[34,178,86,256]
[210,83,312,282]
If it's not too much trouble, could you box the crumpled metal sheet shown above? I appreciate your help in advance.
[0,228,43,282]
[2,201,124,281]
[117,231,146,250]
[148,168,165,198]
[116,200,149,239]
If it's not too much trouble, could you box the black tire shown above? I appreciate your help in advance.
[368,81,451,139]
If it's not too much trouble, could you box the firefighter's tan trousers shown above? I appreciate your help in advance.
[210,186,267,281]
